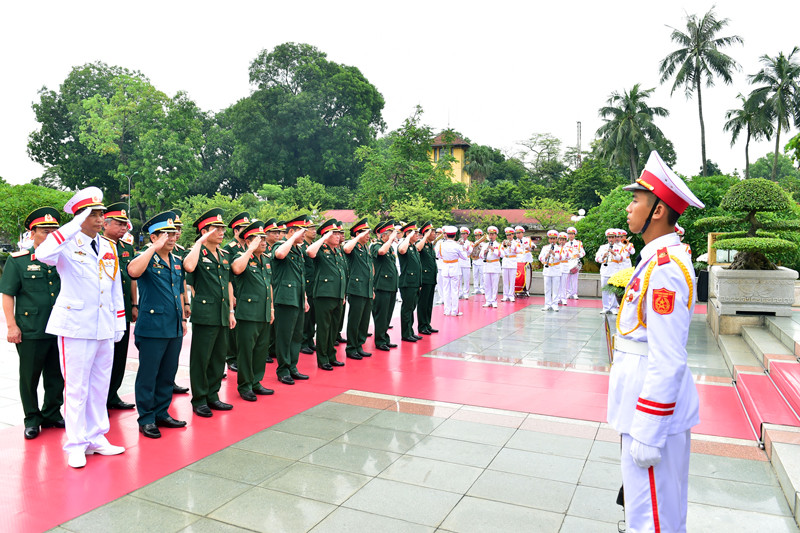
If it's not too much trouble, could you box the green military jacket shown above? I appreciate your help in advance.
[420,241,437,285]
[371,242,398,292]
[222,240,245,298]
[187,245,231,326]
[345,241,373,299]
[312,244,345,299]
[335,247,349,294]
[0,249,60,340]
[398,243,422,288]
[272,240,305,308]
[112,238,136,322]
[299,239,316,299]
[172,243,187,259]
[233,251,272,322]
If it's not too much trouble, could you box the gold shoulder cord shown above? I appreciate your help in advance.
[99,241,119,281]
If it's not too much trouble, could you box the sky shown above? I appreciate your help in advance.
[2,0,799,192]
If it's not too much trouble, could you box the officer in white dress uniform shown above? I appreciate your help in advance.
[538,230,562,311]
[620,229,634,269]
[437,226,467,316]
[557,231,572,305]
[500,227,521,302]
[471,228,485,294]
[515,225,535,297]
[608,150,704,533]
[596,229,620,314]
[458,227,473,299]
[480,227,503,308]
[564,227,585,299]
[35,187,126,468]
[433,228,445,305]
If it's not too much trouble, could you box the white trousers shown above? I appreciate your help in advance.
[543,275,561,307]
[459,267,471,297]
[483,272,500,304]
[501,268,516,299]
[621,431,691,533]
[558,272,570,302]
[58,336,114,454]
[434,270,444,304]
[442,274,461,315]
[601,274,619,312]
[473,264,484,292]
[566,271,579,298]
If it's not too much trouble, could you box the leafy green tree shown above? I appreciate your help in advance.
[576,186,643,267]
[700,160,722,176]
[29,166,71,191]
[724,93,773,179]
[486,156,527,184]
[516,133,562,175]
[659,7,742,176]
[558,158,628,210]
[467,181,522,209]
[0,183,73,245]
[522,197,575,230]
[464,145,495,185]
[596,84,669,181]
[390,196,450,227]
[787,132,800,168]
[749,47,800,179]
[172,194,252,248]
[750,152,800,181]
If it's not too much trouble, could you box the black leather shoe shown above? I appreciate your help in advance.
[240,390,257,402]
[337,336,347,343]
[24,426,40,440]
[155,416,187,428]
[172,383,189,394]
[418,330,431,335]
[265,356,274,364]
[139,423,161,439]
[300,347,314,354]
[333,340,339,346]
[376,344,390,351]
[108,401,135,410]
[193,405,213,417]
[402,337,418,342]
[42,419,66,429]
[367,332,373,337]
[290,371,309,380]
[428,328,439,333]
[309,344,317,351]
[331,360,345,367]
[318,363,333,371]
[358,349,372,357]
[413,334,423,340]
[208,400,233,411]
[228,362,238,372]
[388,325,394,329]
[346,353,363,360]
[387,343,398,348]
[253,384,275,395]
[278,375,295,385]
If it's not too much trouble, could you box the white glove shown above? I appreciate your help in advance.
[73,207,93,225]
[630,438,662,468]
[113,330,125,343]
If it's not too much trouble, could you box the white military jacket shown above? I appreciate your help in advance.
[437,239,467,276]
[36,217,125,340]
[538,244,562,277]
[458,240,473,269]
[479,240,503,273]
[518,236,535,263]
[595,243,619,277]
[501,239,522,269]
[607,232,699,448]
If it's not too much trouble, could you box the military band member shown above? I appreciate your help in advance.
[514,226,534,297]
[433,227,445,305]
[398,222,422,342]
[557,231,571,305]
[619,229,634,269]
[596,229,620,314]
[437,226,468,316]
[272,215,311,385]
[564,227,585,300]
[608,150,704,533]
[126,212,187,439]
[538,229,562,312]
[480,226,502,308]
[458,227,472,299]
[102,202,137,411]
[500,227,521,302]
[343,218,374,359]
[299,220,318,355]
[471,228,485,295]
[371,222,399,351]
[36,187,126,468]
[416,221,439,335]
[183,208,235,417]
[223,211,250,373]
[0,207,64,440]
[169,209,190,394]
[230,220,275,400]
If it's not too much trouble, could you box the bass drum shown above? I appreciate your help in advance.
[514,262,532,296]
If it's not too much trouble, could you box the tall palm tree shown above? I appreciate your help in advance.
[748,47,800,179]
[463,145,495,185]
[723,94,773,179]
[596,84,669,182]
[659,8,743,177]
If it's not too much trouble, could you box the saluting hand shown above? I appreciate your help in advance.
[247,236,261,252]
[153,232,170,251]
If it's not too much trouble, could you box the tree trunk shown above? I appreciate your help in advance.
[629,151,638,184]
[697,79,707,177]
[745,126,751,180]
[773,123,782,180]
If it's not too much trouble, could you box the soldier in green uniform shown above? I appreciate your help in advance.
[183,208,235,417]
[169,209,190,394]
[416,221,439,336]
[102,202,137,410]
[343,218,373,360]
[223,212,250,373]
[299,220,318,355]
[332,221,349,346]
[231,220,275,401]
[0,207,65,439]
[272,215,311,385]
[371,221,399,352]
[126,211,187,439]
[262,219,282,364]
[398,222,423,342]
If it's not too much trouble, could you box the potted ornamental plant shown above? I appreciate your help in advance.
[694,178,799,316]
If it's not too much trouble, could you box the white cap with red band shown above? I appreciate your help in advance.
[624,150,704,214]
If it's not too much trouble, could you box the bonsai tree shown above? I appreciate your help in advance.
[695,178,799,270]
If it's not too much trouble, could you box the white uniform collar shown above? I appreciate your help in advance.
[637,233,680,269]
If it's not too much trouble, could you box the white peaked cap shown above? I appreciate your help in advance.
[474,228,484,234]
[443,225,458,235]
[487,226,498,233]
[567,227,577,233]
[64,186,105,215]
[460,226,470,234]
[624,150,704,214]
[514,225,524,232]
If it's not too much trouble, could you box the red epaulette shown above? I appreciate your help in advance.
[656,247,670,266]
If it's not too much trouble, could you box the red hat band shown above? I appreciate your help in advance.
[72,197,102,213]
[197,216,223,231]
[637,170,689,214]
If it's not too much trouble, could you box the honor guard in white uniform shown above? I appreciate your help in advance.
[433,228,445,305]
[515,226,535,297]
[608,150,704,533]
[500,227,521,302]
[471,228,485,294]
[596,229,620,314]
[458,227,473,299]
[620,229,634,269]
[35,187,126,468]
[564,227,585,300]
[675,224,691,258]
[480,226,502,308]
[538,230,562,311]
[557,231,572,305]
[437,226,467,316]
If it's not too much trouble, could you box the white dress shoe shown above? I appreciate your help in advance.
[552,306,559,312]
[482,303,492,308]
[87,443,125,456]
[510,297,515,302]
[542,306,549,311]
[68,451,87,468]
[492,303,498,308]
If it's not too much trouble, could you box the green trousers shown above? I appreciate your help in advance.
[346,294,372,355]
[314,297,342,365]
[267,321,277,358]
[302,296,316,349]
[372,289,394,346]
[236,319,270,393]
[417,283,436,332]
[16,338,63,427]
[399,286,421,338]
[274,304,303,378]
[226,326,238,366]
[107,322,130,406]
[189,323,228,407]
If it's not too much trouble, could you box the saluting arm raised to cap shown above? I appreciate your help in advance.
[182,229,214,273]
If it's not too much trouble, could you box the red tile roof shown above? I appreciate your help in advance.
[451,209,541,225]
[431,133,470,147]
[322,209,358,224]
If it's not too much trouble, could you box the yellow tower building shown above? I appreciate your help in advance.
[430,133,471,187]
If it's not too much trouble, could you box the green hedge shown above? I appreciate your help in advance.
[712,237,797,254]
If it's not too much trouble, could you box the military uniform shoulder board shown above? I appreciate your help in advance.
[656,247,670,266]
[11,249,30,257]
[227,241,237,247]
[122,233,134,245]
[175,243,186,251]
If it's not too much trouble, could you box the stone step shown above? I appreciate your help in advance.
[734,373,800,439]
[764,424,800,528]
[742,326,794,367]
[766,316,800,358]
[719,334,763,376]
[771,362,800,420]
